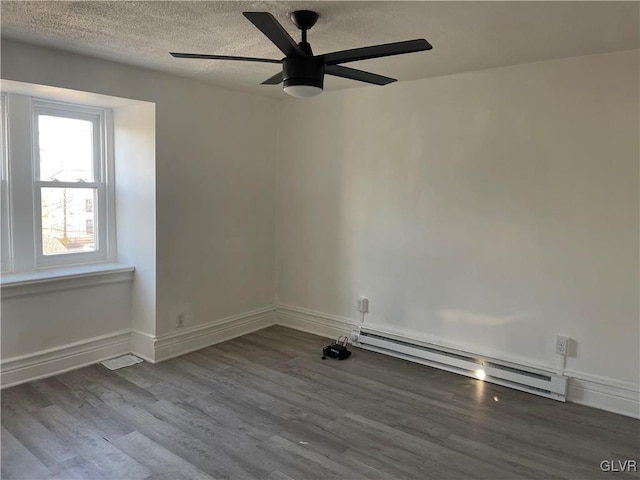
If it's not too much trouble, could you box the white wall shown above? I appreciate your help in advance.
[1,282,131,359]
[278,50,639,387]
[1,40,278,354]
[114,103,156,336]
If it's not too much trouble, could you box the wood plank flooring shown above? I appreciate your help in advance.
[2,326,638,480]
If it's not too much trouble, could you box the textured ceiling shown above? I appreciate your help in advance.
[1,1,638,98]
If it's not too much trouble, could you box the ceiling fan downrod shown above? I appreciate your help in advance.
[290,10,319,55]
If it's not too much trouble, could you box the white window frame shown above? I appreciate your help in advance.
[1,93,116,272]
[0,94,11,273]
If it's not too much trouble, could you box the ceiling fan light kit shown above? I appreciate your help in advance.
[170,10,432,98]
[283,84,323,98]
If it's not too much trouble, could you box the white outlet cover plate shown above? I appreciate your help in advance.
[556,335,569,355]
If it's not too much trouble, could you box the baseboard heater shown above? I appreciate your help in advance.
[355,328,567,401]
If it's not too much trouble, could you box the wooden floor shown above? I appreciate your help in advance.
[1,326,638,480]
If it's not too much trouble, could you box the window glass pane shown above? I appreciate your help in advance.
[38,115,94,181]
[41,187,97,255]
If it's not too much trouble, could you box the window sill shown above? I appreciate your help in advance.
[0,263,135,299]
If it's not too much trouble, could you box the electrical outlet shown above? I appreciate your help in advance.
[176,313,185,328]
[357,297,369,313]
[556,335,569,356]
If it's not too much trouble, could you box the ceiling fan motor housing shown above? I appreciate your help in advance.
[283,56,324,90]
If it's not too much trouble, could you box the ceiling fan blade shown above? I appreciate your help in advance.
[262,71,283,85]
[325,65,396,85]
[323,39,432,65]
[170,52,281,64]
[243,12,305,58]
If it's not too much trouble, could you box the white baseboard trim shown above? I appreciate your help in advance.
[151,305,277,362]
[130,329,156,363]
[566,371,639,419]
[2,305,278,387]
[275,303,640,418]
[1,329,131,388]
[276,303,359,339]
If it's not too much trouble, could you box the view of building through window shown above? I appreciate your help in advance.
[38,115,97,255]
[40,187,96,255]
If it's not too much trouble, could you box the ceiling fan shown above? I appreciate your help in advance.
[170,10,432,98]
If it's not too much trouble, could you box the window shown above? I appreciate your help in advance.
[0,94,114,272]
